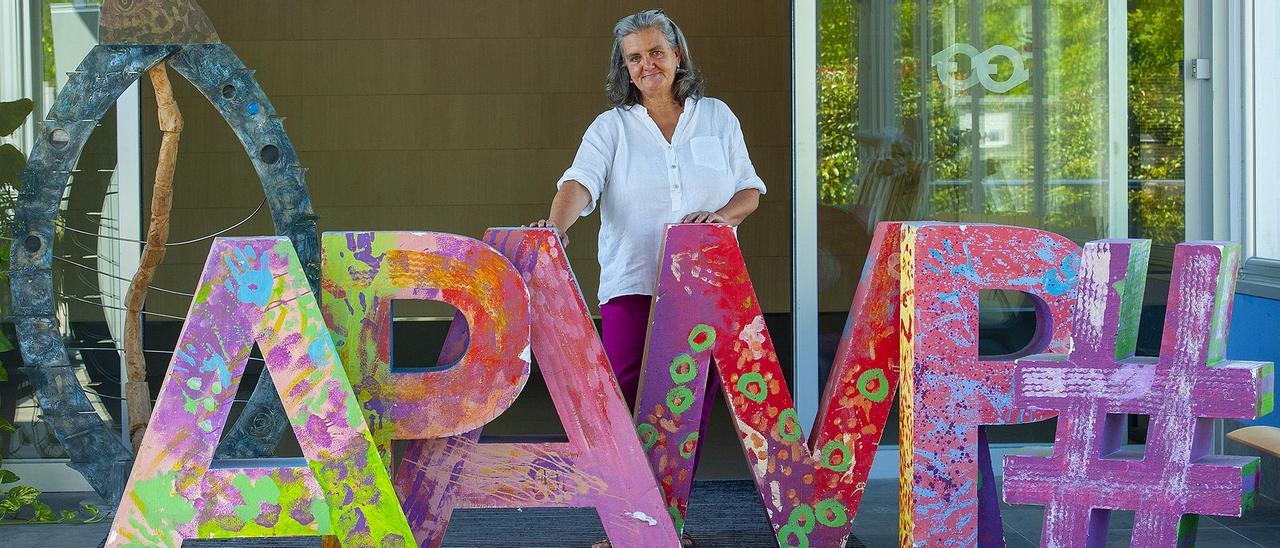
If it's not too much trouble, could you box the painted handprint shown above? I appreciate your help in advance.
[173,342,233,433]
[197,343,233,392]
[223,244,274,306]
[1006,235,1081,298]
[111,238,415,546]
[921,237,987,285]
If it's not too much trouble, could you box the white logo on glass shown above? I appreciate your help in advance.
[932,44,1029,94]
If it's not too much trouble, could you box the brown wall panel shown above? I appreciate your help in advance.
[143,1,792,317]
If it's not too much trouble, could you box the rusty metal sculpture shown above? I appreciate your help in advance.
[97,0,220,45]
[8,0,318,502]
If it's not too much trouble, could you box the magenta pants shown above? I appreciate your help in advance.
[601,294,718,463]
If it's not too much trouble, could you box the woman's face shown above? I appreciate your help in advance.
[621,26,682,103]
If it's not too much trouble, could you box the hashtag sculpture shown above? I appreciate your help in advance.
[1004,240,1274,547]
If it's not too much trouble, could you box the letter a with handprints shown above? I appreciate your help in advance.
[109,238,412,547]
[1004,240,1274,547]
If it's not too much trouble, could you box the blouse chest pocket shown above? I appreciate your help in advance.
[690,136,727,171]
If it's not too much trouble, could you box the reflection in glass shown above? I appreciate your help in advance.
[1127,1,1185,249]
[2,0,124,460]
[816,0,1186,442]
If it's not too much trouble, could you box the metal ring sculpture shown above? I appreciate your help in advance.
[8,39,317,501]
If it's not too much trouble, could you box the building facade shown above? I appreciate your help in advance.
[1,0,1278,496]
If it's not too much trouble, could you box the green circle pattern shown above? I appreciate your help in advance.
[669,353,697,384]
[790,504,816,534]
[820,440,853,472]
[815,498,849,528]
[636,423,659,451]
[736,372,769,403]
[688,324,716,353]
[776,408,803,442]
[678,432,700,458]
[666,385,695,414]
[668,504,685,532]
[776,523,809,548]
[855,368,890,403]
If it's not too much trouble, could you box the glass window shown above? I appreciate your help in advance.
[1254,3,1280,262]
[816,0,1186,442]
[2,0,125,462]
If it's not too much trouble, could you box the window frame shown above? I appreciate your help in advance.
[1227,0,1280,299]
[793,0,1243,427]
[1,2,142,490]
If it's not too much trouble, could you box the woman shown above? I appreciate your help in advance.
[531,12,763,543]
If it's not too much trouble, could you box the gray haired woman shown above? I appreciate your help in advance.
[532,12,766,546]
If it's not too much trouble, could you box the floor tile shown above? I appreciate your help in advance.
[1226,526,1280,548]
[1107,526,1263,547]
[13,481,1280,547]
[1211,494,1280,529]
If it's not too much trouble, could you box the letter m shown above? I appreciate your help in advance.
[634,222,1079,547]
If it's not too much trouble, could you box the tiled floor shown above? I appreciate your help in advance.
[6,479,1280,547]
[991,480,1280,548]
[7,381,1280,546]
[849,478,1280,547]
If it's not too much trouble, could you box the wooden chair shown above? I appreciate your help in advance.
[1227,425,1280,459]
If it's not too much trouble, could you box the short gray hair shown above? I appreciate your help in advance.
[606,10,705,108]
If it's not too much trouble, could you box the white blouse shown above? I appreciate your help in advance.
[557,96,767,305]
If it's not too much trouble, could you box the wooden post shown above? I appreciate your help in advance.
[124,61,181,451]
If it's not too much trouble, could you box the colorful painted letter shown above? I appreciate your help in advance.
[320,231,532,464]
[635,222,905,546]
[634,223,1080,547]
[1003,240,1274,547]
[898,223,1080,546]
[813,221,908,525]
[108,238,413,546]
[330,229,678,547]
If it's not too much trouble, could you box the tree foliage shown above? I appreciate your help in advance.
[818,0,1185,245]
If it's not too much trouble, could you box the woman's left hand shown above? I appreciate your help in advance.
[681,211,727,224]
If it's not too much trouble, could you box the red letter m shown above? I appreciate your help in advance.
[635,222,1079,546]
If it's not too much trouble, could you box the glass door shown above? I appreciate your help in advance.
[1,0,140,490]
[809,0,1187,443]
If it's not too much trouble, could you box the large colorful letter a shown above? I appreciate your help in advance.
[109,238,412,546]
[322,229,679,547]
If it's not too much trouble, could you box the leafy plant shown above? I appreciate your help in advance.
[0,97,31,356]
[0,98,102,524]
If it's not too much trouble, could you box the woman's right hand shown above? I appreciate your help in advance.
[528,219,570,248]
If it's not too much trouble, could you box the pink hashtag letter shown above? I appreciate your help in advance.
[1004,240,1274,547]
